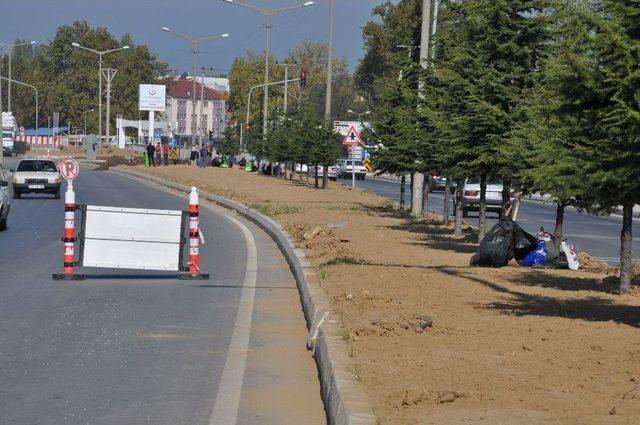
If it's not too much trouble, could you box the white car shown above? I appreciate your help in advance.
[459,177,514,217]
[338,158,367,180]
[308,164,338,181]
[11,159,62,199]
[0,165,10,230]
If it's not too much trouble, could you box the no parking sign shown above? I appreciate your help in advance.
[59,157,79,182]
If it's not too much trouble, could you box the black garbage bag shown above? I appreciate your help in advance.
[470,219,537,267]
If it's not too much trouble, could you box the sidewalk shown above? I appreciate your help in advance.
[119,164,640,425]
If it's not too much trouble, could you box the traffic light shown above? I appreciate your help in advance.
[245,123,252,131]
[300,69,307,88]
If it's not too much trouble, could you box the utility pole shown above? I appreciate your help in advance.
[277,62,298,114]
[199,67,205,146]
[411,0,432,218]
[323,0,335,189]
[101,68,117,148]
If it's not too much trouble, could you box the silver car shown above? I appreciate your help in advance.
[0,165,10,230]
[459,177,513,217]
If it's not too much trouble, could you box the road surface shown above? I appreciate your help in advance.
[337,176,639,263]
[0,156,324,425]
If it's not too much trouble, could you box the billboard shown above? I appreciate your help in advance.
[139,84,166,112]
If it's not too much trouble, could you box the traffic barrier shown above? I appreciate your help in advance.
[181,187,208,279]
[52,185,209,280]
[52,183,85,280]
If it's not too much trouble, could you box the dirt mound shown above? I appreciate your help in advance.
[98,155,142,170]
[579,252,614,273]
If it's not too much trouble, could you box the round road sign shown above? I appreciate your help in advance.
[60,157,80,181]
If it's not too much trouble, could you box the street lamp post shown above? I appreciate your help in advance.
[0,76,38,159]
[84,108,95,136]
[161,27,228,150]
[0,41,36,112]
[222,0,314,156]
[347,109,370,189]
[71,43,129,148]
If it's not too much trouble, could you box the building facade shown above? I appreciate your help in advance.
[166,79,227,141]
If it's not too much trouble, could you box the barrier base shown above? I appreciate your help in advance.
[52,273,86,281]
[177,272,210,280]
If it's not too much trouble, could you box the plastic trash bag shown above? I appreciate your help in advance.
[522,240,547,267]
[470,219,538,267]
[561,240,580,270]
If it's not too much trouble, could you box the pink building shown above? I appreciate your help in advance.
[167,79,227,140]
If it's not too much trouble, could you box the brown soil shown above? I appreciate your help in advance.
[118,165,640,425]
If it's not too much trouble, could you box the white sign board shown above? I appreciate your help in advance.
[82,205,183,271]
[139,84,166,112]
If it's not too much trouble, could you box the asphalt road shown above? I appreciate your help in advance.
[0,156,324,425]
[337,176,639,263]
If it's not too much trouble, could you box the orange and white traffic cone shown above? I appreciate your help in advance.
[53,182,85,280]
[179,187,209,280]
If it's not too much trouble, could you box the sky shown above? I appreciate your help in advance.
[0,0,387,74]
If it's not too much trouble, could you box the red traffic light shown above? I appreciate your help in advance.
[300,69,307,87]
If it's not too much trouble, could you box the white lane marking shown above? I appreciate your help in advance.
[208,212,258,425]
[109,172,259,424]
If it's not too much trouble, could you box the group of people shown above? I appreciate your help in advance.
[145,142,179,167]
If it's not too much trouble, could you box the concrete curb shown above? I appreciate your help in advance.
[112,168,376,425]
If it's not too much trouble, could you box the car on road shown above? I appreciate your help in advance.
[457,177,513,217]
[0,165,10,230]
[308,164,338,181]
[11,159,62,199]
[338,158,367,180]
[429,175,457,193]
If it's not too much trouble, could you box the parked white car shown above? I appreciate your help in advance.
[11,159,62,199]
[459,177,513,217]
[0,165,10,230]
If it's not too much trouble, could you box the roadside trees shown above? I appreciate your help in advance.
[538,0,640,293]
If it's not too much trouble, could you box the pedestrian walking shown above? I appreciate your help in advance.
[169,146,179,165]
[154,142,162,167]
[190,145,198,166]
[162,143,169,166]
[146,142,156,167]
[199,145,208,168]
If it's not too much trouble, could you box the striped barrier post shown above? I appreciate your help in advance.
[179,187,209,280]
[189,187,200,273]
[52,182,85,280]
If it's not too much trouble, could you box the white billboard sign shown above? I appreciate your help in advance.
[139,84,166,112]
[82,205,183,271]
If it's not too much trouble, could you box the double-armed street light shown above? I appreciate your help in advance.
[71,43,129,146]
[161,27,229,149]
[222,0,314,150]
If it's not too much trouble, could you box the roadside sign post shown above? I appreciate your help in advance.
[53,157,83,281]
[342,125,364,189]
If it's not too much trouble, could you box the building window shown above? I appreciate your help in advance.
[203,101,208,108]
[202,115,208,128]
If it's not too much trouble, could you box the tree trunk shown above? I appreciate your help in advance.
[422,175,430,216]
[400,174,406,210]
[553,201,565,250]
[478,173,487,240]
[454,178,464,235]
[314,163,319,188]
[619,201,634,294]
[322,165,329,189]
[443,177,451,225]
[501,180,511,218]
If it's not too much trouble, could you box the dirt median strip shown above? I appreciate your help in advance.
[114,165,640,425]
[112,166,376,425]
